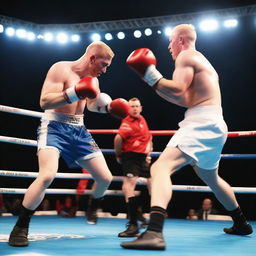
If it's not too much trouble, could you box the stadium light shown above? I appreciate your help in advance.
[5,27,15,37]
[71,34,80,42]
[223,19,238,28]
[144,28,152,36]
[117,32,125,39]
[56,32,68,44]
[134,30,142,38]
[44,32,54,42]
[104,33,113,41]
[91,33,101,41]
[164,27,172,36]
[199,19,219,31]
[16,29,27,39]
[26,32,36,41]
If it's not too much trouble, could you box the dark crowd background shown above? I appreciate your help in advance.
[0,12,256,219]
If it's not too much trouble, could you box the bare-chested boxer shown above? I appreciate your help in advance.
[8,41,129,247]
[121,24,253,250]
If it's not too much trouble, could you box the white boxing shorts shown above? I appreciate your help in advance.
[167,105,228,170]
[37,112,103,168]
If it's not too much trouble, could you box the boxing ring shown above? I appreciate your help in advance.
[0,104,255,256]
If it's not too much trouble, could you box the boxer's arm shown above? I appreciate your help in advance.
[155,52,194,96]
[145,135,153,154]
[40,65,69,110]
[40,63,80,110]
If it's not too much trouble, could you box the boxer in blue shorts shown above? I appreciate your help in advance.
[37,112,103,168]
[8,41,130,247]
[121,24,253,250]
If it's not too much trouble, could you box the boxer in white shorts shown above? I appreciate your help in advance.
[122,24,252,250]
[167,105,228,170]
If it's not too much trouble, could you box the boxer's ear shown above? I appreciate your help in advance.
[90,55,96,63]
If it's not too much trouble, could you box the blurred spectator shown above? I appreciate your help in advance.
[40,198,51,211]
[56,196,77,218]
[0,194,7,215]
[186,208,198,220]
[197,198,219,220]
[3,195,22,216]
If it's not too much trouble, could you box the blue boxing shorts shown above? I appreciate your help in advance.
[37,112,103,168]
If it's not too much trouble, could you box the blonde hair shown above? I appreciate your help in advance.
[173,24,197,42]
[129,97,140,102]
[86,41,115,59]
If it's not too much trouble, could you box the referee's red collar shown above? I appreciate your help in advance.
[127,114,142,121]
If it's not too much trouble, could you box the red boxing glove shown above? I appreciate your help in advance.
[108,98,129,119]
[64,77,100,103]
[126,48,163,87]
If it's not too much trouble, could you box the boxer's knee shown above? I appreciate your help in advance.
[38,170,56,188]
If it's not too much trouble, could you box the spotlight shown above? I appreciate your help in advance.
[117,32,125,39]
[56,33,68,44]
[199,19,219,31]
[16,29,27,39]
[223,19,238,28]
[71,34,80,42]
[0,24,4,33]
[134,30,142,38]
[91,33,101,41]
[26,32,36,41]
[5,27,15,37]
[164,27,172,36]
[144,28,152,36]
[105,33,113,41]
[44,32,53,42]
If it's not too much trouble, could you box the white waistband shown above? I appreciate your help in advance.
[185,105,223,118]
[42,112,84,126]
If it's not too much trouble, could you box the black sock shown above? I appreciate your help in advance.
[127,196,138,225]
[87,196,102,212]
[147,206,167,233]
[15,205,35,228]
[228,207,247,226]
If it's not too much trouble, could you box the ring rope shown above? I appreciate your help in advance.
[1,170,255,194]
[0,188,140,196]
[0,170,125,182]
[0,170,147,186]
[1,135,256,159]
[1,104,256,137]
[0,186,255,194]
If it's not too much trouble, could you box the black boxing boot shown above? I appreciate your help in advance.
[86,196,102,224]
[120,206,167,250]
[8,205,35,247]
[224,207,253,235]
[120,230,166,250]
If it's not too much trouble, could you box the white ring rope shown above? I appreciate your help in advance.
[0,188,140,196]
[1,170,256,194]
[0,104,42,118]
[0,135,37,147]
[0,170,147,185]
[1,104,256,137]
[0,186,255,194]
